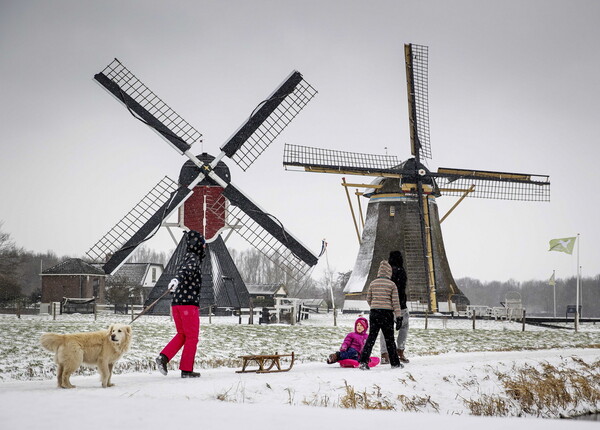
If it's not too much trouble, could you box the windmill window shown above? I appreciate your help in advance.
[390,206,396,217]
[152,268,157,283]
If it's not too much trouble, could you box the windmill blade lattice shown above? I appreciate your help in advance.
[221,182,317,280]
[227,206,315,280]
[221,72,318,172]
[95,59,203,154]
[86,176,190,274]
[434,168,550,201]
[283,143,402,176]
[405,44,431,160]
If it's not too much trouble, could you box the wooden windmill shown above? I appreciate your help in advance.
[283,44,550,313]
[86,59,318,315]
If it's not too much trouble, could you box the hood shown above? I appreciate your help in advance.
[186,230,205,257]
[388,250,404,268]
[355,317,368,333]
[377,260,392,279]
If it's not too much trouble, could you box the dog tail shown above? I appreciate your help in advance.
[40,333,64,352]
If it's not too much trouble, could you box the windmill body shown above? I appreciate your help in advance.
[86,59,318,315]
[344,165,464,313]
[283,44,550,313]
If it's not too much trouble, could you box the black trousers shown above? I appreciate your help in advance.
[359,309,400,367]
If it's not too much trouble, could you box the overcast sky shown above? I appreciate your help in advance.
[1,0,599,284]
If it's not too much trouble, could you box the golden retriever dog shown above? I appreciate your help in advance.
[40,323,132,388]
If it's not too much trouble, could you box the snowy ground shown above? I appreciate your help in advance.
[1,313,599,428]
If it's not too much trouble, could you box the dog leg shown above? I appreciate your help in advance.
[57,363,65,388]
[104,363,115,387]
[60,349,82,389]
[99,360,111,388]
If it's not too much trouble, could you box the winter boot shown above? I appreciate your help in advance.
[155,353,168,376]
[181,370,201,378]
[391,362,404,369]
[397,349,410,364]
[359,362,370,371]
[381,352,390,365]
[327,352,340,364]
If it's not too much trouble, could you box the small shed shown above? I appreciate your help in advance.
[246,283,288,308]
[41,258,106,304]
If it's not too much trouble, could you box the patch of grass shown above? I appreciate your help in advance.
[462,394,510,416]
[339,382,395,410]
[462,357,600,418]
[397,394,440,413]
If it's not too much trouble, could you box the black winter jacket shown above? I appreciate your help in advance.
[171,230,205,307]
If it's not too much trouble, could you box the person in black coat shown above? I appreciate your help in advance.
[155,230,205,378]
[379,250,410,364]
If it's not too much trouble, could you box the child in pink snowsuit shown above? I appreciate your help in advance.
[327,317,369,364]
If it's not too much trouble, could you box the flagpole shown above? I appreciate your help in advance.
[575,233,580,332]
[552,270,556,318]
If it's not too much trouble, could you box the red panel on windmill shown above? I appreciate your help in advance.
[181,186,227,240]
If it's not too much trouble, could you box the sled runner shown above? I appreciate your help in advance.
[236,352,295,373]
[338,356,380,368]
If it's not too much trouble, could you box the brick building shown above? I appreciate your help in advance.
[41,258,106,304]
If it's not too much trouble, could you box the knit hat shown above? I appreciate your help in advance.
[355,317,368,332]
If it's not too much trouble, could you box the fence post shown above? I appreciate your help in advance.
[522,309,526,332]
[52,302,57,320]
[16,301,21,319]
[425,311,428,330]
[472,311,476,330]
[208,305,212,324]
[94,303,97,321]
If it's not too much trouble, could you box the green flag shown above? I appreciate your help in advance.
[548,237,576,255]
[548,272,555,286]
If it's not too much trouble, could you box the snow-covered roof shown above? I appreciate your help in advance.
[91,262,163,286]
[41,258,106,276]
[246,284,287,296]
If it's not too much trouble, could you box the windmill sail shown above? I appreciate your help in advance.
[86,176,191,275]
[435,168,550,201]
[221,71,317,171]
[94,59,202,154]
[405,43,431,160]
[283,144,402,177]
[222,182,317,280]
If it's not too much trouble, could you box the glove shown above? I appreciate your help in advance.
[395,317,403,330]
[168,278,179,293]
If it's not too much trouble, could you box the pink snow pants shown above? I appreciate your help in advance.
[160,305,200,372]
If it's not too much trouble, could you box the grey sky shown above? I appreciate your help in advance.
[1,0,599,283]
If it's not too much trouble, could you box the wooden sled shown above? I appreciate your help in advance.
[236,352,295,374]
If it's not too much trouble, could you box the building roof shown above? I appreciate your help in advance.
[92,262,163,286]
[246,284,287,295]
[301,298,327,307]
[42,258,106,276]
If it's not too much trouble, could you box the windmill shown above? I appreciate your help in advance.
[283,44,550,313]
[86,59,318,315]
